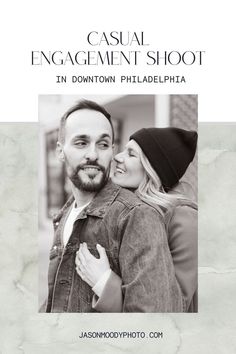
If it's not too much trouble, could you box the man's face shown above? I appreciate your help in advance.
[59,109,113,192]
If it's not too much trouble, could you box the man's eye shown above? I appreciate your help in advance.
[98,142,109,148]
[74,141,87,147]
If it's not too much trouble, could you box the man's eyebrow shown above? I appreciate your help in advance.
[72,134,90,140]
[71,134,112,141]
[98,134,112,140]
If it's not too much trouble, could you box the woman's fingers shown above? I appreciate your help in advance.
[75,257,85,273]
[79,242,103,263]
[76,266,93,287]
[76,265,82,276]
[96,244,110,269]
[75,243,111,288]
[77,246,87,266]
[75,246,94,287]
[77,243,109,265]
[96,244,106,258]
[75,252,80,266]
[81,242,95,259]
[77,243,90,259]
[75,253,88,277]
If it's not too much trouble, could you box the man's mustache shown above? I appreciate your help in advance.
[74,161,106,174]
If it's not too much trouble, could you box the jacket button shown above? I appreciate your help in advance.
[59,280,69,285]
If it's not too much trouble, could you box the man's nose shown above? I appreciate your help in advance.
[85,144,98,161]
[114,152,124,163]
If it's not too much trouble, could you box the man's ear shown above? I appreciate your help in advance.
[56,141,65,162]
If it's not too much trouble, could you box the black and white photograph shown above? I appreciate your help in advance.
[39,94,198,313]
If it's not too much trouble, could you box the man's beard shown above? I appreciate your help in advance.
[68,161,110,192]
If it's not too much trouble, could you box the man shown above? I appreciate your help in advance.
[45,99,183,312]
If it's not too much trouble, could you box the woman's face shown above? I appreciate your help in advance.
[112,139,145,189]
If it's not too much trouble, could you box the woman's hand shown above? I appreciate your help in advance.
[75,242,110,288]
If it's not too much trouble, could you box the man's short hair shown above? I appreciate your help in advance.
[58,99,114,143]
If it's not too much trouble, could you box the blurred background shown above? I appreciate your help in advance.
[39,94,198,307]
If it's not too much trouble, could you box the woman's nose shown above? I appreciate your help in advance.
[114,152,124,163]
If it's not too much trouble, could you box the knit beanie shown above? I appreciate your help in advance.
[130,127,197,190]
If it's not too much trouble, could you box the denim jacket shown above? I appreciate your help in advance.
[93,199,197,313]
[46,180,183,312]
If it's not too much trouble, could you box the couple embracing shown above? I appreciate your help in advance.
[44,99,197,313]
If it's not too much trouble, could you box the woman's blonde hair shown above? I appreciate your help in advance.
[134,142,194,217]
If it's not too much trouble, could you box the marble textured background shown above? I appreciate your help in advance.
[0,123,235,353]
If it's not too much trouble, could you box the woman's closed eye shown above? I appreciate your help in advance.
[127,148,137,157]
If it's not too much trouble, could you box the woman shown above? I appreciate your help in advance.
[75,127,198,312]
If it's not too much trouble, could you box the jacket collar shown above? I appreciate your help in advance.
[52,195,74,224]
[85,179,120,217]
[53,179,121,223]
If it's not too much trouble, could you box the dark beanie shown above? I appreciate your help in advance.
[130,127,197,190]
